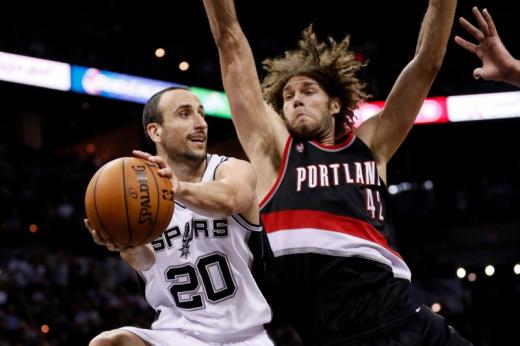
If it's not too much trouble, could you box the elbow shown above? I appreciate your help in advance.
[413,53,444,79]
[221,193,252,216]
[423,62,442,80]
[220,198,240,216]
[222,197,243,216]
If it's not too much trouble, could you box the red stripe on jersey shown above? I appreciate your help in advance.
[259,137,292,209]
[261,209,403,259]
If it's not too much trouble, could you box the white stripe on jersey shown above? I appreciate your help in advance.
[140,154,272,342]
[268,228,411,281]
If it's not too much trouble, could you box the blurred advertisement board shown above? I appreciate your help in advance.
[0,52,70,91]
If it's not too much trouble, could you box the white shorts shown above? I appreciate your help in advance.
[120,326,274,346]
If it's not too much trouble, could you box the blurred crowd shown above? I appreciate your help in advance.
[0,144,154,345]
[0,248,154,346]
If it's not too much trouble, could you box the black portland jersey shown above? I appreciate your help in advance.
[261,134,410,279]
[260,134,414,344]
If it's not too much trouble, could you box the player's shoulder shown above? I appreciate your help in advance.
[212,155,255,179]
[223,157,254,171]
[207,153,230,164]
[208,153,252,169]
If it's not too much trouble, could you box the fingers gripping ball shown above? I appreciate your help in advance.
[85,157,174,247]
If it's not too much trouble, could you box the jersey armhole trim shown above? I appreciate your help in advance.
[213,156,230,180]
[259,136,292,209]
[232,214,262,232]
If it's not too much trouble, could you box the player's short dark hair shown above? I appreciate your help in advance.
[142,86,190,142]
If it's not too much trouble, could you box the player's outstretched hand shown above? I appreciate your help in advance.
[455,7,515,82]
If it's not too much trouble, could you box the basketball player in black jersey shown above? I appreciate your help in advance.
[456,6,520,87]
[203,0,473,344]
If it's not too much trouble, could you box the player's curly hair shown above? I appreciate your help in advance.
[262,25,368,128]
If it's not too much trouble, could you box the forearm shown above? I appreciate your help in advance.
[120,244,155,272]
[176,180,249,218]
[203,0,239,47]
[361,0,457,163]
[203,0,281,158]
[415,0,457,71]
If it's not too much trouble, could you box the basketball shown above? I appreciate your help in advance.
[85,157,174,247]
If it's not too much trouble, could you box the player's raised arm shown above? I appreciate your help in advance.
[356,0,457,179]
[202,0,288,169]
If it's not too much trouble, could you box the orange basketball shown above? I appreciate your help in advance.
[85,157,174,247]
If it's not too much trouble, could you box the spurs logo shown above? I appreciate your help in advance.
[179,221,193,259]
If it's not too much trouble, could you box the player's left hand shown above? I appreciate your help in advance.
[84,218,129,252]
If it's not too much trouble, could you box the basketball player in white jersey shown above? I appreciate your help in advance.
[85,86,275,346]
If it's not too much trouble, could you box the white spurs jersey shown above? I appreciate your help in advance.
[140,154,272,342]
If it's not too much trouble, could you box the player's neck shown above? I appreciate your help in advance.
[167,155,207,183]
[317,127,335,146]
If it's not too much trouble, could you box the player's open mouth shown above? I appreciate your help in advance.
[188,135,206,143]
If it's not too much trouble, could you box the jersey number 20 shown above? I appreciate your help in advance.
[165,253,237,309]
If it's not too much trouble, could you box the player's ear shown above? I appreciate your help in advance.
[147,123,162,143]
[330,97,341,117]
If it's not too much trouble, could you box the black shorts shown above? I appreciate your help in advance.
[328,305,473,346]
